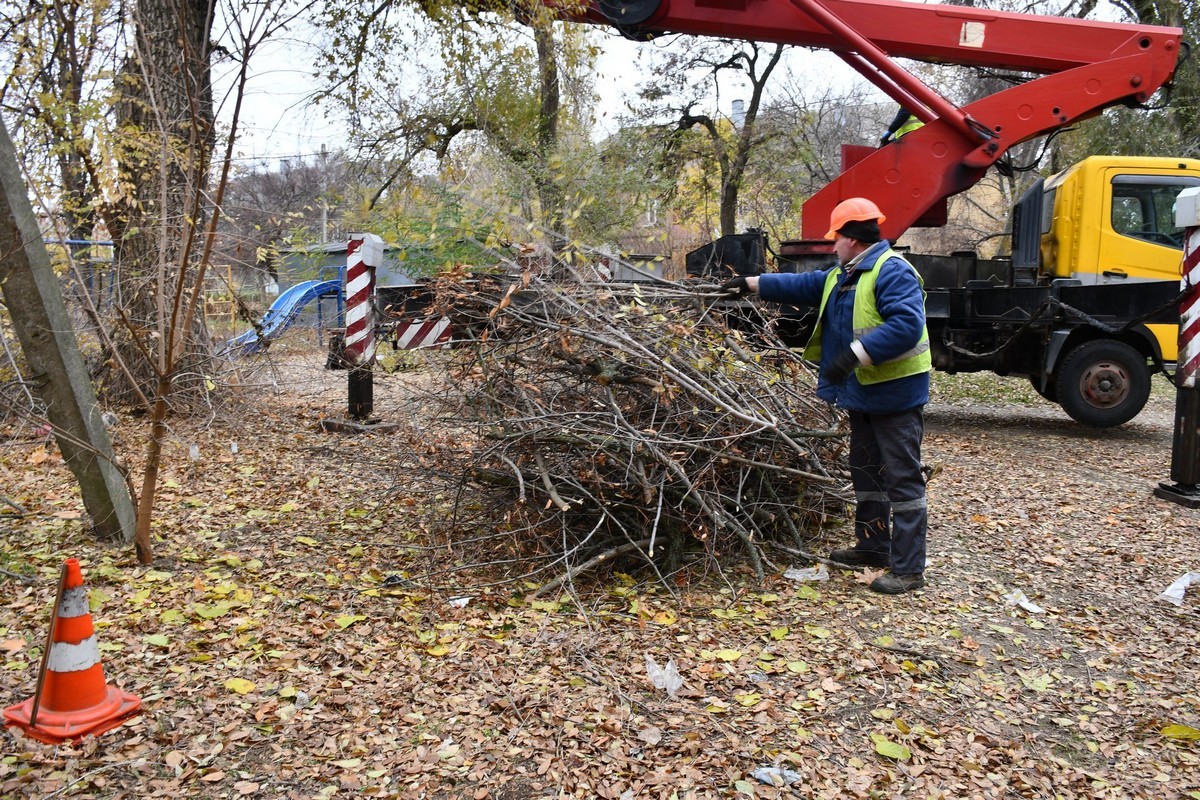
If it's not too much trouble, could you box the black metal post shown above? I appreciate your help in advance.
[1155,383,1200,507]
[348,366,374,421]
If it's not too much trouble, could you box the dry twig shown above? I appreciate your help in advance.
[418,266,851,592]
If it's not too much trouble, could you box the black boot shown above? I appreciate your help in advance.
[829,548,890,568]
[869,572,925,594]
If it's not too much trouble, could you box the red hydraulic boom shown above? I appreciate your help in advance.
[550,0,1183,244]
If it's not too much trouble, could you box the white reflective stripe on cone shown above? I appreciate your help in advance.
[58,586,89,618]
[47,635,101,673]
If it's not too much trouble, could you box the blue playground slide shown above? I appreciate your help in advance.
[221,279,342,356]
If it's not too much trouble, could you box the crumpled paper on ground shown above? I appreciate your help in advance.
[645,654,682,698]
[1003,589,1045,614]
[1158,571,1200,606]
[783,564,829,582]
[751,766,804,786]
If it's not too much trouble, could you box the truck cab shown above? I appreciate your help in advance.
[1039,156,1200,362]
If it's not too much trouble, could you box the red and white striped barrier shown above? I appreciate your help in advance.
[344,234,385,367]
[1180,225,1200,388]
[1155,188,1200,504]
[394,318,453,350]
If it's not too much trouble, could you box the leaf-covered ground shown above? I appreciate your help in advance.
[2,352,1199,799]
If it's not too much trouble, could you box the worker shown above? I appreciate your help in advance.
[880,106,924,145]
[721,198,932,594]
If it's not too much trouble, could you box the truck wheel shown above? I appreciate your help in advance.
[1027,375,1057,402]
[1055,339,1150,427]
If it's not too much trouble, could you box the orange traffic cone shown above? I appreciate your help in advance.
[3,558,140,744]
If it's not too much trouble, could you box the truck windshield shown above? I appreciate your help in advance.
[1110,175,1200,249]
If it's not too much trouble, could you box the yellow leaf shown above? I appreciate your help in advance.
[714,649,743,662]
[793,585,820,600]
[1162,724,1200,741]
[1021,671,1053,692]
[870,733,911,761]
[769,627,788,640]
[653,610,677,626]
[426,644,450,657]
[224,678,256,695]
[804,625,832,639]
[193,603,232,619]
[335,615,365,630]
[870,709,895,720]
[734,692,762,707]
[785,661,810,674]
[295,536,318,546]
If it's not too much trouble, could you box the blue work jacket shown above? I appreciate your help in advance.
[757,240,930,414]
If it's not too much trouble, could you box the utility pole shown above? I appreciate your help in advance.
[0,119,136,540]
[320,144,328,244]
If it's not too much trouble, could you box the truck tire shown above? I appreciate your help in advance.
[1028,375,1057,402]
[1055,339,1150,427]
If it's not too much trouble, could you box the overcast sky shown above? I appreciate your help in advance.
[216,23,865,168]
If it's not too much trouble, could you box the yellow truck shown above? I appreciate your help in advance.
[910,155,1198,426]
[1038,156,1199,361]
[764,155,1194,427]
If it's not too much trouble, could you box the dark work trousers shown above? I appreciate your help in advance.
[847,408,927,575]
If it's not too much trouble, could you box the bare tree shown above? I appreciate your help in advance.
[3,0,311,560]
[634,37,786,238]
[215,152,353,288]
[320,0,598,249]
[0,0,123,287]
[747,75,886,242]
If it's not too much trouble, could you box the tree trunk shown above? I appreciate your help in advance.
[111,0,217,564]
[717,44,784,237]
[109,0,216,409]
[532,19,565,250]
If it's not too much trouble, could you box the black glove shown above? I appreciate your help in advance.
[824,348,861,384]
[721,276,750,296]
[879,134,891,147]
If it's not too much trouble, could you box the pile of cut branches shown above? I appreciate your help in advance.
[420,267,851,594]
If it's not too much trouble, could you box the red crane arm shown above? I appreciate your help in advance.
[551,0,1183,241]
[574,0,1178,74]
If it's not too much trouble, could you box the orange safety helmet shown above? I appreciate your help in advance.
[825,197,887,239]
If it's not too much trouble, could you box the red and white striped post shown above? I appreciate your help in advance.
[344,233,384,420]
[1155,187,1200,507]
